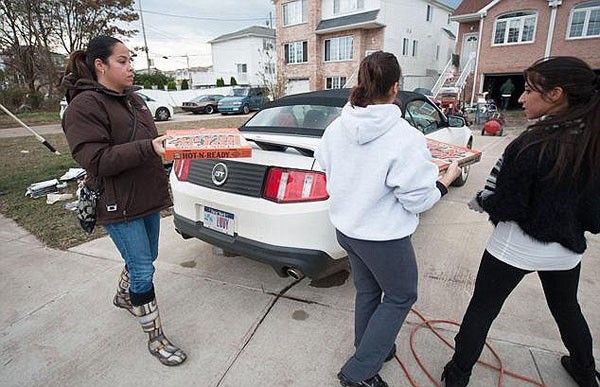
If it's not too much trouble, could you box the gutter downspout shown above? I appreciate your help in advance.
[545,0,562,58]
[470,13,485,106]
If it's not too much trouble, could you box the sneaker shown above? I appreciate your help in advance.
[338,372,388,387]
[560,356,599,387]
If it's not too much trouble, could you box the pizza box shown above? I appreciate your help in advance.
[426,138,482,172]
[164,128,252,161]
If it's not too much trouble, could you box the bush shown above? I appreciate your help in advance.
[216,77,225,87]
[0,87,28,111]
[230,77,237,86]
[143,80,152,89]
[181,79,189,90]
[167,80,177,90]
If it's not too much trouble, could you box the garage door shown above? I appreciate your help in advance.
[287,79,310,95]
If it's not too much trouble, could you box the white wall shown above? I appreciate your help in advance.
[381,0,458,91]
[211,36,276,86]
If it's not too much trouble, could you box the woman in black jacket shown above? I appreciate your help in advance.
[442,56,599,387]
[62,36,186,366]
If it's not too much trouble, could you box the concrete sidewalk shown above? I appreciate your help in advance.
[1,129,598,387]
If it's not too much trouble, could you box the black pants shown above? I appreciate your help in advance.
[453,250,595,371]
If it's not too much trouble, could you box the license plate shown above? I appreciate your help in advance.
[203,206,235,236]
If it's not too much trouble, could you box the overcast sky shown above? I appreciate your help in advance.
[124,0,275,72]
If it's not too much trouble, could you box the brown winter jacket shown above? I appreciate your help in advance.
[61,76,171,225]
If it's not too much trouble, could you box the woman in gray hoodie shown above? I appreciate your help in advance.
[316,51,460,387]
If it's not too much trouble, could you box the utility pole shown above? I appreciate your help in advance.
[138,0,151,73]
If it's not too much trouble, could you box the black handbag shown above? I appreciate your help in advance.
[76,181,102,234]
[75,99,138,234]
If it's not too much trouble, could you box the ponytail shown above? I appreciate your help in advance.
[350,51,401,108]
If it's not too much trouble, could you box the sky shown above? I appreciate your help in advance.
[124,0,275,72]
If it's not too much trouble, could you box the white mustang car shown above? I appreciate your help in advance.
[170,89,473,279]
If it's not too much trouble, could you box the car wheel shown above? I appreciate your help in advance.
[452,139,472,187]
[205,105,214,114]
[242,105,250,114]
[155,107,170,121]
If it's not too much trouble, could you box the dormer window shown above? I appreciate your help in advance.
[333,0,364,15]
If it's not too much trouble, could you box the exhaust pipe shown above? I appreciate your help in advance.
[285,267,305,280]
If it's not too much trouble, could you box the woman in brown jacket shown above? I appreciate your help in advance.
[61,36,186,366]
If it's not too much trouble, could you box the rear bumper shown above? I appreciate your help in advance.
[173,213,348,279]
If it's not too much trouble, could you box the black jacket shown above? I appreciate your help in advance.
[61,76,171,225]
[481,130,600,254]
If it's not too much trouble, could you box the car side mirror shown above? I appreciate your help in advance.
[448,115,466,128]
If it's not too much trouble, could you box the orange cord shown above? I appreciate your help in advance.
[392,307,547,387]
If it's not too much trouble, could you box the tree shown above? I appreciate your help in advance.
[181,79,189,90]
[256,46,287,100]
[0,0,138,103]
[143,79,151,89]
[216,77,225,87]
[229,76,237,86]
[167,80,176,90]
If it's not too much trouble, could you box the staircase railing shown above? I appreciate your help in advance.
[455,55,475,90]
[431,57,454,98]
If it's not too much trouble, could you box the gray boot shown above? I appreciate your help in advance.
[112,267,134,315]
[132,298,187,366]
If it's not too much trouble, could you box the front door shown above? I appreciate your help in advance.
[461,33,478,71]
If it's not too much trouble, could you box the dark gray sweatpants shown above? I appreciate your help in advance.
[337,230,418,382]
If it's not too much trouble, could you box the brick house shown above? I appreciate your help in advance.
[451,0,600,107]
[272,0,462,94]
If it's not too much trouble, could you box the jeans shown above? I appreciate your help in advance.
[336,231,418,382]
[453,250,595,371]
[104,212,161,295]
[501,96,510,110]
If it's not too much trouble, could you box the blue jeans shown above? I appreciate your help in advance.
[336,231,418,382]
[104,213,161,294]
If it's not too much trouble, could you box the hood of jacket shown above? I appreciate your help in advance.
[339,103,402,145]
[61,73,134,103]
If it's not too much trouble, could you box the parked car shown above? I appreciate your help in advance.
[135,91,174,121]
[170,89,474,280]
[181,94,224,114]
[59,91,174,122]
[217,86,270,115]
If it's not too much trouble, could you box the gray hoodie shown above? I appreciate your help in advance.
[315,102,441,240]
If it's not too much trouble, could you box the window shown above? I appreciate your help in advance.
[284,41,308,64]
[405,100,442,135]
[236,63,247,74]
[402,38,410,56]
[263,39,274,51]
[324,36,353,61]
[435,44,440,60]
[568,1,600,38]
[326,76,347,89]
[426,5,433,21]
[493,11,537,45]
[333,0,364,15]
[412,40,418,57]
[283,0,307,26]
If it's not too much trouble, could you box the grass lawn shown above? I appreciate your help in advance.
[0,115,248,249]
[0,111,61,129]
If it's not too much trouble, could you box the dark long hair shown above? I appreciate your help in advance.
[349,51,401,108]
[516,56,600,184]
[63,36,122,84]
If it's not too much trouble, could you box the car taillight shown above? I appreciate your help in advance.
[263,168,328,203]
[173,160,191,181]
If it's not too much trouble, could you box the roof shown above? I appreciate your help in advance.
[264,88,432,109]
[437,0,464,8]
[209,26,275,44]
[452,0,493,16]
[442,27,457,39]
[316,10,383,33]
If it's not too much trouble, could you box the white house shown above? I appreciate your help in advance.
[207,25,277,87]
[273,0,461,93]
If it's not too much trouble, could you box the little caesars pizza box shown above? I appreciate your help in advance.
[427,138,482,172]
[164,128,252,161]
